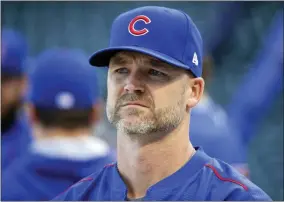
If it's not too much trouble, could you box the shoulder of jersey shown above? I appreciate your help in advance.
[204,158,272,200]
[52,163,115,200]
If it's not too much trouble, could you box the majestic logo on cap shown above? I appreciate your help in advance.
[128,15,151,36]
[192,52,199,66]
[55,92,75,109]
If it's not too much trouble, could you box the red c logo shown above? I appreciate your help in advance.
[128,15,151,36]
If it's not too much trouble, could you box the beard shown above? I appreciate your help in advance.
[106,91,185,137]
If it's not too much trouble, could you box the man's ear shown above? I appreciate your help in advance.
[90,99,104,124]
[19,76,28,98]
[25,103,37,125]
[24,103,44,140]
[186,77,205,109]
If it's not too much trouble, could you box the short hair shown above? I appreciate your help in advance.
[34,106,93,130]
[1,72,24,83]
[201,55,213,82]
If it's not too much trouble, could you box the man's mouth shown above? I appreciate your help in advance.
[121,101,148,108]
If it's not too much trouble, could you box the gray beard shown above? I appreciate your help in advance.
[106,98,185,137]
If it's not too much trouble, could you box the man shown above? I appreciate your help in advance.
[1,48,115,200]
[1,28,32,170]
[53,6,271,200]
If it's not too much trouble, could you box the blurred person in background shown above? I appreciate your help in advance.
[1,28,32,170]
[191,9,283,179]
[1,48,115,200]
[190,55,248,176]
[227,9,283,146]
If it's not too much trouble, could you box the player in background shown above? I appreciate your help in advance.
[190,56,248,176]
[191,9,283,179]
[53,6,271,200]
[1,28,32,170]
[1,48,115,200]
[227,9,283,146]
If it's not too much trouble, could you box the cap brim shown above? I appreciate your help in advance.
[89,46,190,71]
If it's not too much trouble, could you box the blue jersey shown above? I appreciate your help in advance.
[53,147,271,201]
[1,150,115,200]
[1,113,32,170]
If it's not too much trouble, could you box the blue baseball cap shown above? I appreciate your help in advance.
[1,28,28,76]
[28,48,100,110]
[89,6,203,77]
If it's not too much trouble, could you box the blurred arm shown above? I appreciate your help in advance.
[203,2,243,53]
[226,10,283,145]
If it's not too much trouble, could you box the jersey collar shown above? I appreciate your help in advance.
[110,147,212,199]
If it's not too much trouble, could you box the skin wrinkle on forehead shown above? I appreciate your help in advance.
[109,51,192,105]
[110,51,190,76]
[109,52,191,97]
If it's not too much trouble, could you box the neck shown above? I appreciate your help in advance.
[34,126,92,140]
[117,116,195,199]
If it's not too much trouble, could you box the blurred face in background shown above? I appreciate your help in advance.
[106,51,203,137]
[1,74,26,118]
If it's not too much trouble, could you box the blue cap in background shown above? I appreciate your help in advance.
[28,48,100,110]
[89,6,203,77]
[1,28,28,76]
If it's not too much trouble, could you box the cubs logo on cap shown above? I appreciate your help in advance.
[128,15,151,36]
[89,6,203,78]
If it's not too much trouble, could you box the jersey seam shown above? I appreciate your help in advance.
[205,164,249,191]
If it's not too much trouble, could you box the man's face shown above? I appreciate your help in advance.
[106,51,203,136]
[1,75,26,117]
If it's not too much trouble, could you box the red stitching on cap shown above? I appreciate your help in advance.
[205,164,248,191]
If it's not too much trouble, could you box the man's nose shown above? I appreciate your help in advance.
[123,74,145,94]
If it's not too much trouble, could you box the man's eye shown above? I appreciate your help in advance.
[148,69,167,77]
[115,68,129,74]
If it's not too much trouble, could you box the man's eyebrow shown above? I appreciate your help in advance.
[110,54,180,72]
[146,58,176,71]
[110,55,132,66]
